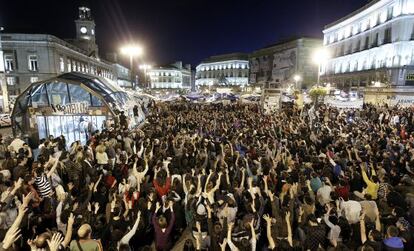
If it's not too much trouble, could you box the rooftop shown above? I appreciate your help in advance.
[201,53,249,64]
[324,0,381,29]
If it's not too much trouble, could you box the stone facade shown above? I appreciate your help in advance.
[195,53,249,87]
[0,5,131,113]
[148,62,192,89]
[249,37,321,89]
[0,33,116,95]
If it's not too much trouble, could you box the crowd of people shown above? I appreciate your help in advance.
[0,101,414,251]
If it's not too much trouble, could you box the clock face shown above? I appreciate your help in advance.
[80,27,88,34]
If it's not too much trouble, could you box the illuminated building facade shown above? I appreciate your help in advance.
[148,61,192,89]
[249,38,321,89]
[322,0,414,89]
[195,53,249,87]
[0,5,131,112]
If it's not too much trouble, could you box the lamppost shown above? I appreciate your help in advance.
[293,74,301,90]
[139,64,152,89]
[120,45,143,90]
[0,26,9,113]
[312,48,330,87]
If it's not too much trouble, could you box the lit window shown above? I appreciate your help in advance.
[28,55,38,71]
[361,20,368,31]
[370,14,378,28]
[352,25,359,35]
[380,11,387,23]
[6,77,15,86]
[30,77,39,83]
[4,55,14,71]
[67,59,72,72]
[344,26,351,38]
[60,57,65,72]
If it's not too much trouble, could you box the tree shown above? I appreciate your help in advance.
[309,86,327,107]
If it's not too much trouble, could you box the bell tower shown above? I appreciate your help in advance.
[75,5,99,57]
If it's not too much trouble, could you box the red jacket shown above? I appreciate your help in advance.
[153,177,171,197]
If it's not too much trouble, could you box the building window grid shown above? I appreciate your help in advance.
[60,57,65,72]
[28,55,39,71]
[384,27,392,44]
[30,77,39,83]
[6,76,16,86]
[4,55,14,71]
[327,6,398,46]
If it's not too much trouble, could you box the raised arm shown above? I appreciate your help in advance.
[62,213,75,248]
[227,222,239,251]
[374,206,381,232]
[93,174,103,192]
[249,219,257,251]
[239,168,246,191]
[120,211,141,245]
[1,178,23,203]
[286,211,293,247]
[263,214,276,249]
[360,211,367,244]
[47,156,61,178]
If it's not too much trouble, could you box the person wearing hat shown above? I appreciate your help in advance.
[69,224,102,251]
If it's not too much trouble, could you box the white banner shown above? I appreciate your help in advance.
[389,95,414,107]
[325,98,363,109]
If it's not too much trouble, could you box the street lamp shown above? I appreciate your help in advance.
[120,45,143,90]
[0,26,9,113]
[312,48,330,87]
[293,74,301,89]
[139,64,152,89]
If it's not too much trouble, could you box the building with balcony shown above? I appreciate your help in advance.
[249,37,321,90]
[148,61,192,89]
[0,5,131,112]
[322,0,414,90]
[195,53,249,87]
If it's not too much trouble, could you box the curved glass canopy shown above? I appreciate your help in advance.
[12,72,132,137]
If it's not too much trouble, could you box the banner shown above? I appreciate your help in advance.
[325,97,363,109]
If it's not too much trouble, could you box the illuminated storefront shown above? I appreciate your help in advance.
[12,72,139,147]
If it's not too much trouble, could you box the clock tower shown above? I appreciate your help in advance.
[75,5,99,57]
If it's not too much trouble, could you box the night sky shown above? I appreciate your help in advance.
[1,0,368,67]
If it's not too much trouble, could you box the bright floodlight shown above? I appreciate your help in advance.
[293,75,301,82]
[120,45,143,57]
[312,48,330,65]
[139,64,152,70]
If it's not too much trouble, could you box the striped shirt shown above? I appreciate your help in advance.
[35,175,52,198]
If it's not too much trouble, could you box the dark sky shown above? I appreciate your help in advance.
[1,0,368,66]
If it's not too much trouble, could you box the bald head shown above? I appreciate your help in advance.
[78,224,92,239]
